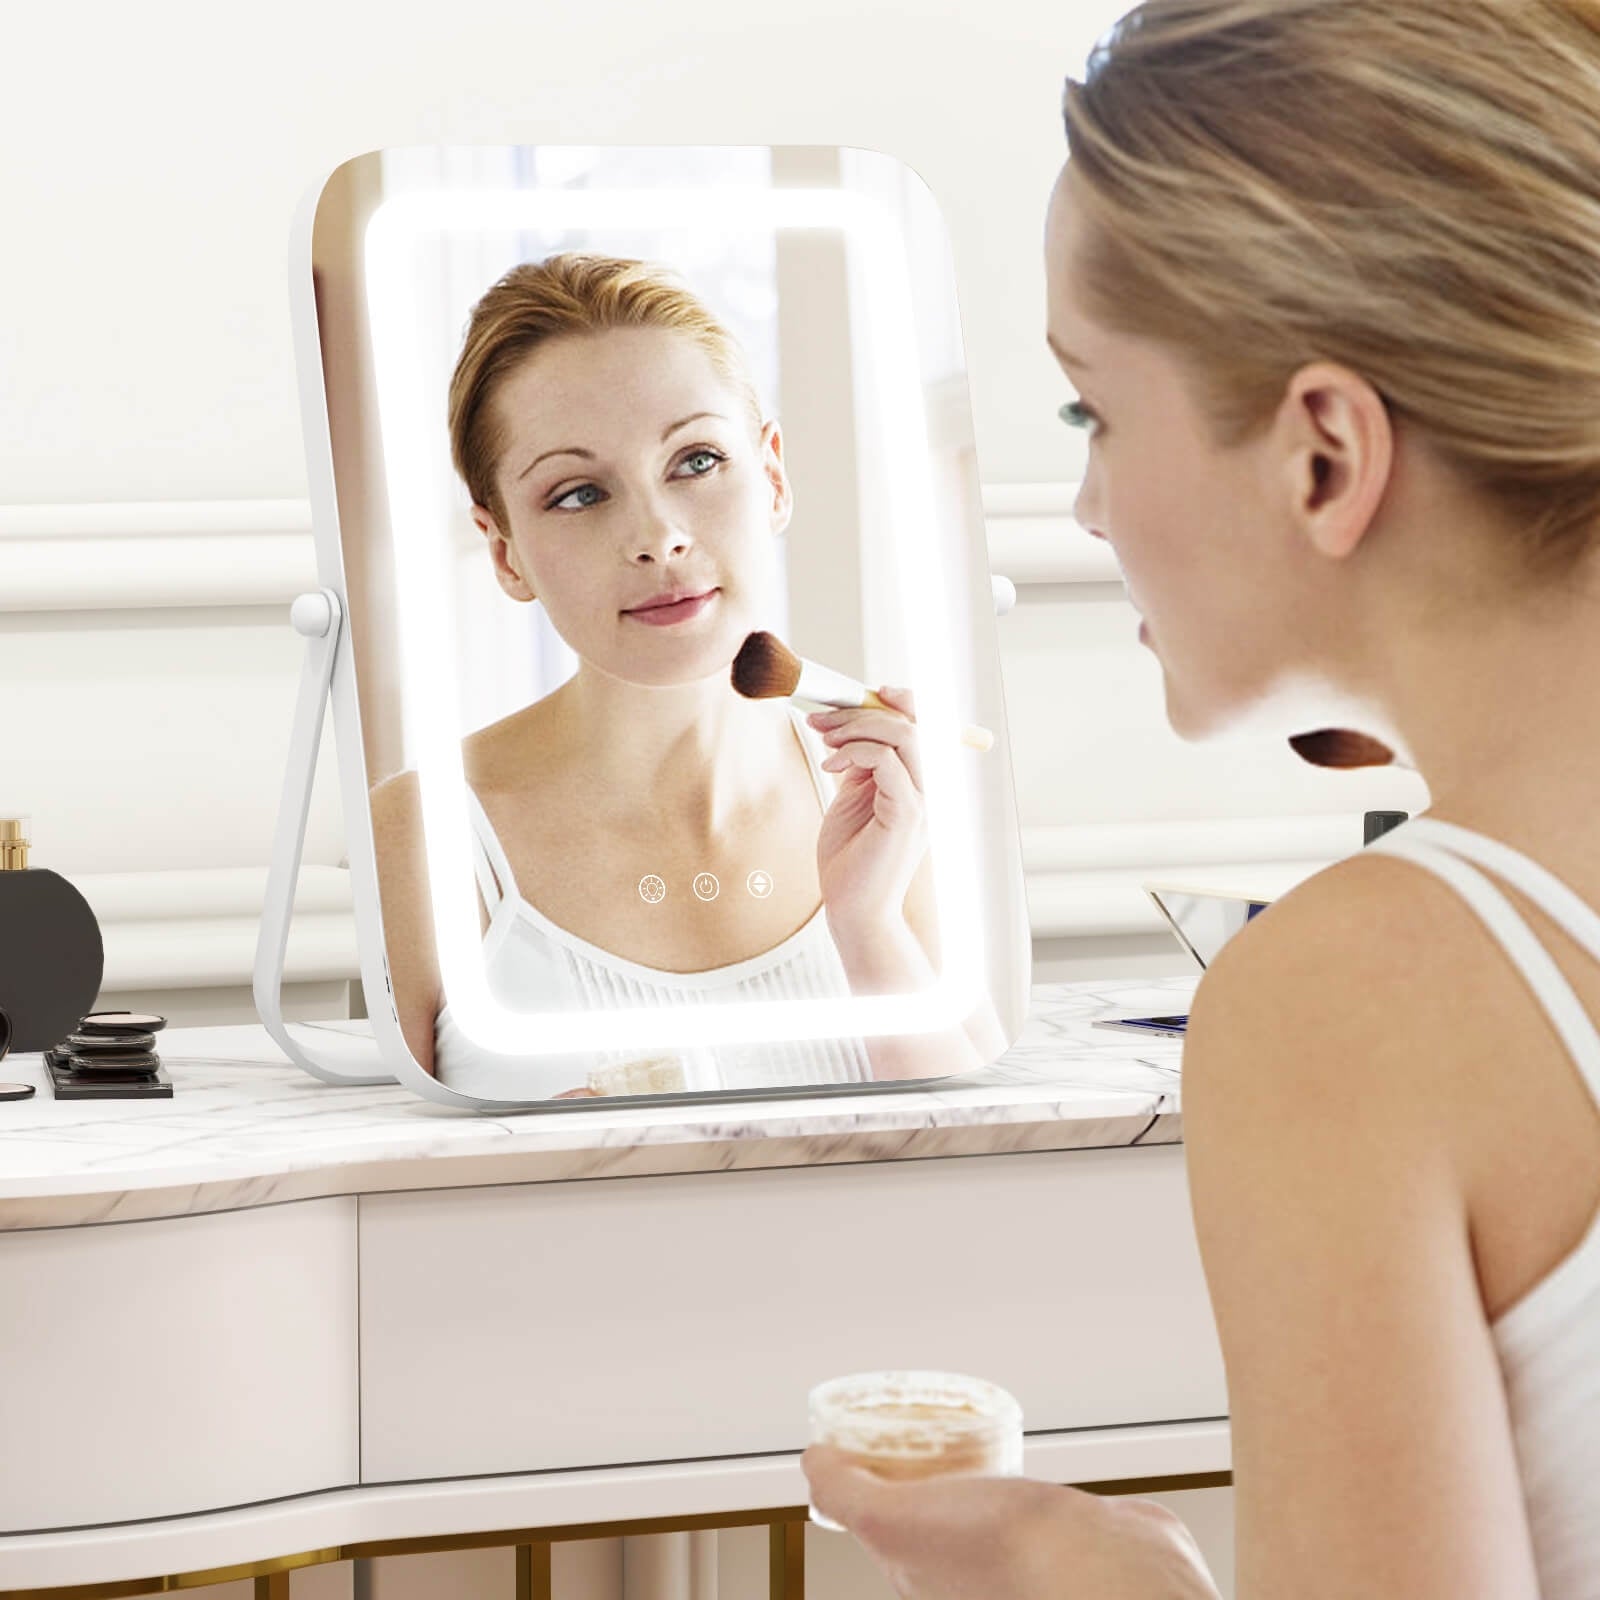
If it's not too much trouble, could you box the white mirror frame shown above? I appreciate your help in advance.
[257,150,1032,1111]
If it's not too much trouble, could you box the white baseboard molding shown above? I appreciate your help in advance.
[0,500,317,612]
[983,482,1119,586]
[1026,859,1338,941]
[1022,814,1366,873]
[72,865,356,991]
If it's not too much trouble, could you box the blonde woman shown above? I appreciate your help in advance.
[807,2,1600,1595]
[371,254,1003,1096]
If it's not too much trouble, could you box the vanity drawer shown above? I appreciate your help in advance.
[0,1197,359,1530]
[358,1145,1225,1482]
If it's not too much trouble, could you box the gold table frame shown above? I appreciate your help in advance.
[1,1471,1230,1600]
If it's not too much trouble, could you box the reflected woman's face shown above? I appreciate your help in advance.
[474,325,792,689]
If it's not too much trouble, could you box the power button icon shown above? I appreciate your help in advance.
[692,872,720,902]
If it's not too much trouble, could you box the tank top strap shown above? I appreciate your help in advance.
[1364,820,1600,1100]
[463,786,517,919]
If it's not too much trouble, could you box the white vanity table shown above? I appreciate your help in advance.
[0,977,1229,1599]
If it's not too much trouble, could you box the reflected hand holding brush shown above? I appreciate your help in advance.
[732,632,993,751]
[733,629,938,980]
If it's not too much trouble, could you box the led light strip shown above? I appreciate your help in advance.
[365,183,982,1057]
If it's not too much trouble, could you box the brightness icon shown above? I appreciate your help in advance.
[638,874,667,904]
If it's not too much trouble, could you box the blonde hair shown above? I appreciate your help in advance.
[1061,0,1600,582]
[447,252,764,523]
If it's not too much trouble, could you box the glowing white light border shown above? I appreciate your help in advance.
[365,183,983,1057]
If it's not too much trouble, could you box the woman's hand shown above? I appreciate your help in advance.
[802,1446,1222,1600]
[812,686,928,944]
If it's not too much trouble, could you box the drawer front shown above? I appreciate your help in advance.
[359,1146,1225,1482]
[0,1198,359,1530]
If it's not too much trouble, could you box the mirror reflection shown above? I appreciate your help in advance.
[309,146,1024,1102]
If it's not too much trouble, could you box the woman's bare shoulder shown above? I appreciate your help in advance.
[369,767,421,838]
[461,699,568,797]
[1183,849,1501,1107]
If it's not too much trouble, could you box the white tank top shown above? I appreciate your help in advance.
[433,706,873,1099]
[1364,814,1600,1598]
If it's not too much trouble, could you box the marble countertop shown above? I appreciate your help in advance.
[0,977,1195,1229]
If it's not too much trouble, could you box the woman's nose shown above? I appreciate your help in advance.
[632,510,692,563]
[1073,474,1107,541]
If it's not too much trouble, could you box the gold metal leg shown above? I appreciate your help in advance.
[0,1481,1231,1600]
[768,1517,804,1600]
[514,1541,553,1600]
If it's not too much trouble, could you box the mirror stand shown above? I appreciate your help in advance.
[254,588,398,1086]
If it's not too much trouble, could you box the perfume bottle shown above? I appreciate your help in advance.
[0,817,105,1053]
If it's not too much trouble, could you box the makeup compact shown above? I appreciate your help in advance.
[77,1011,167,1036]
[44,1010,173,1100]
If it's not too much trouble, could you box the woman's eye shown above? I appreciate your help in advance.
[673,448,726,477]
[549,483,605,511]
[1058,399,1102,437]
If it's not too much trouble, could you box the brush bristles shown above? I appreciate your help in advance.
[731,631,802,700]
[1288,729,1398,769]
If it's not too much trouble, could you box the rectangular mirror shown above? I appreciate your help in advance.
[295,144,1029,1107]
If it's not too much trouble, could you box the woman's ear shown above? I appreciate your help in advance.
[761,421,794,537]
[472,504,536,603]
[1276,362,1394,562]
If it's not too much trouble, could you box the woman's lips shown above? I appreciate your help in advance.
[625,589,718,626]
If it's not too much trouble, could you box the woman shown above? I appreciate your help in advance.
[370,253,1004,1095]
[807,2,1600,1595]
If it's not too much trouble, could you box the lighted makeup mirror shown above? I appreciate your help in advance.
[259,144,1029,1109]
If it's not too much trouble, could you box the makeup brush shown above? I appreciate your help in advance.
[1288,729,1413,770]
[732,631,994,752]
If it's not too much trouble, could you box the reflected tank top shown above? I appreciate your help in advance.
[432,707,873,1099]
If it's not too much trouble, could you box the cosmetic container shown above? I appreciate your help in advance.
[807,1370,1023,1528]
[0,817,105,1053]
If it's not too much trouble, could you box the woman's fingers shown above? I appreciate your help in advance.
[811,698,923,791]
[802,1445,898,1541]
[820,739,921,826]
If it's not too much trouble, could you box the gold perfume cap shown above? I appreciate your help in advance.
[0,816,29,871]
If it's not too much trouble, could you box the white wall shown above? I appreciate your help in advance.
[1,0,1122,505]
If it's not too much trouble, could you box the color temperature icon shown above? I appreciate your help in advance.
[747,870,773,898]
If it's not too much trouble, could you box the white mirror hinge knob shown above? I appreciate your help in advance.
[290,589,340,639]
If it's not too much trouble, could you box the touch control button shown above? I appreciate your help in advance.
[638,874,667,904]
[746,870,773,899]
[692,872,720,902]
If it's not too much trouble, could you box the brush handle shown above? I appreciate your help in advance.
[791,657,993,749]
[854,687,995,749]
[793,687,994,752]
